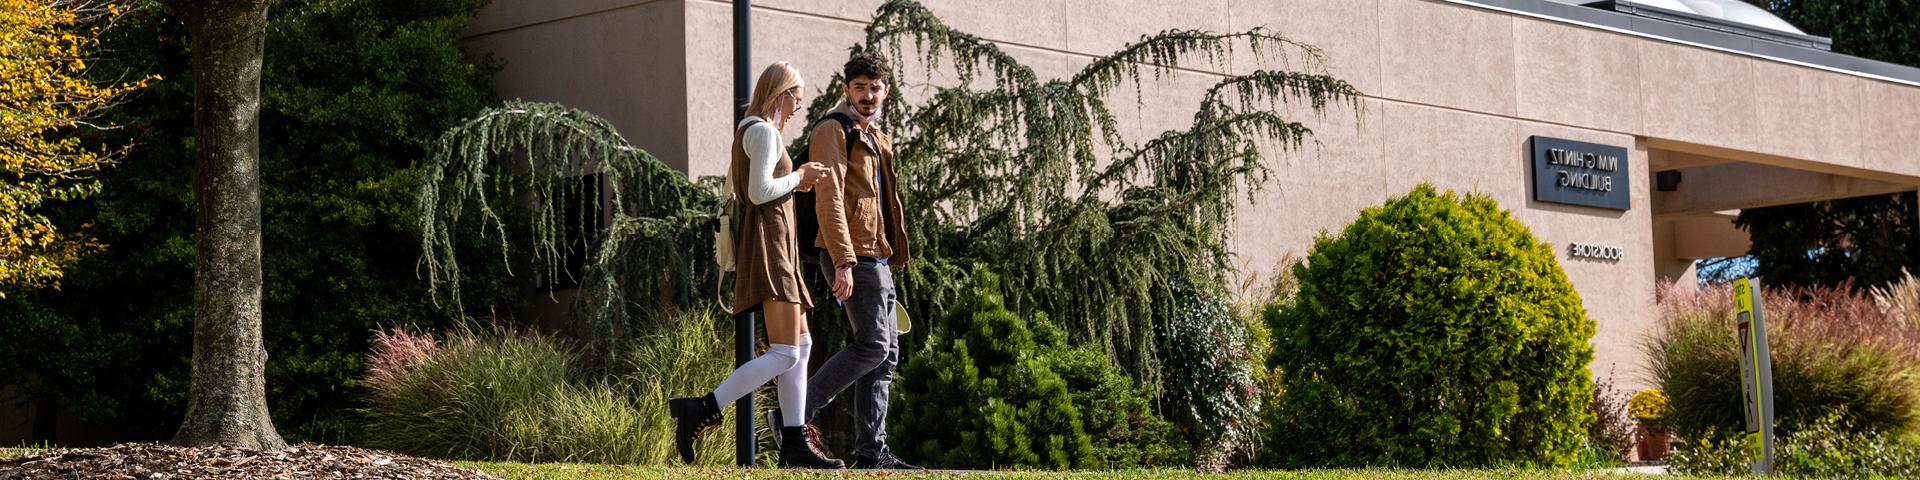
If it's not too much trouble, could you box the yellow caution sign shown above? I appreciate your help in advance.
[1734,277,1752,316]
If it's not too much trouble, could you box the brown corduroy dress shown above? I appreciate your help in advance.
[728,119,813,314]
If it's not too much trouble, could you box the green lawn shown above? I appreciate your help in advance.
[2,448,1691,479]
[459,462,1686,479]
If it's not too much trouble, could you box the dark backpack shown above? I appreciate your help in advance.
[792,112,856,260]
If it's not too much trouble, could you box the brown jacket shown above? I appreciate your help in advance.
[810,103,910,268]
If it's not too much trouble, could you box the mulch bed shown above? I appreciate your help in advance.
[0,443,499,479]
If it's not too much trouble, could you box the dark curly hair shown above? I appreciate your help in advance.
[843,50,891,84]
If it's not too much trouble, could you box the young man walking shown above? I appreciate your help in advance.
[795,50,922,470]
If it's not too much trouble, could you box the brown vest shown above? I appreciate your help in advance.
[729,120,813,314]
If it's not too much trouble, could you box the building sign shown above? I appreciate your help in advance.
[1568,242,1623,262]
[1530,136,1630,210]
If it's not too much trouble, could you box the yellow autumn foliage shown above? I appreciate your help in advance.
[0,0,153,295]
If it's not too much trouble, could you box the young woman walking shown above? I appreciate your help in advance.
[668,62,840,469]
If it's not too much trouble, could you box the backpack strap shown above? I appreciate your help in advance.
[726,117,767,199]
[817,112,858,160]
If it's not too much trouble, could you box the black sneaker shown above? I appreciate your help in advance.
[853,450,924,470]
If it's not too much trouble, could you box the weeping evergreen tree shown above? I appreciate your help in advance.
[794,0,1363,387]
[413,0,1361,393]
[415,101,721,350]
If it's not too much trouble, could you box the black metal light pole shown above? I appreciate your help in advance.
[731,0,756,468]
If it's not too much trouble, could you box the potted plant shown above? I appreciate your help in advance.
[1629,388,1672,462]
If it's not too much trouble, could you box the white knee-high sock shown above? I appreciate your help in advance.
[777,334,812,427]
[712,343,801,405]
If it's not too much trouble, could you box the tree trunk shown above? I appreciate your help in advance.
[167,0,285,450]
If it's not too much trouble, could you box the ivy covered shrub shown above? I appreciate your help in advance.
[1259,183,1596,468]
[892,269,1181,469]
[1155,283,1261,467]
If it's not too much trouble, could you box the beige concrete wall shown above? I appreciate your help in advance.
[462,0,692,171]
[466,0,1920,390]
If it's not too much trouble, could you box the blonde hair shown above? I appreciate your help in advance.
[745,62,804,120]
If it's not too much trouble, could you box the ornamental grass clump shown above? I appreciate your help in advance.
[1876,270,1920,328]
[1646,281,1920,443]
[359,310,738,465]
[609,308,741,465]
[360,324,575,461]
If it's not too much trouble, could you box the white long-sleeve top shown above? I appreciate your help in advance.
[739,116,799,205]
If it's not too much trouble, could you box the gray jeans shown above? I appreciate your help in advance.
[806,254,898,457]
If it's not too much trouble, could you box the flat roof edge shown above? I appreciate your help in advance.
[1590,1,1833,51]
[1450,0,1920,88]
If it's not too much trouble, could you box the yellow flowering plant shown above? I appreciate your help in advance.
[1630,388,1672,424]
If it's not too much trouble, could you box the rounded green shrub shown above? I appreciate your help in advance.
[1260,183,1596,468]
[893,269,1181,469]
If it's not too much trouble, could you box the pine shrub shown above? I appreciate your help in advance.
[1047,342,1188,468]
[892,270,1180,469]
[1260,183,1596,468]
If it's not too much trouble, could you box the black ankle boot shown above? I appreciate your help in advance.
[779,426,845,469]
[668,393,722,464]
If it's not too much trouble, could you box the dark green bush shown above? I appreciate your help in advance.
[893,270,1179,469]
[1155,283,1260,467]
[0,0,507,442]
[1259,183,1596,468]
[1046,341,1188,469]
[1648,282,1920,443]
